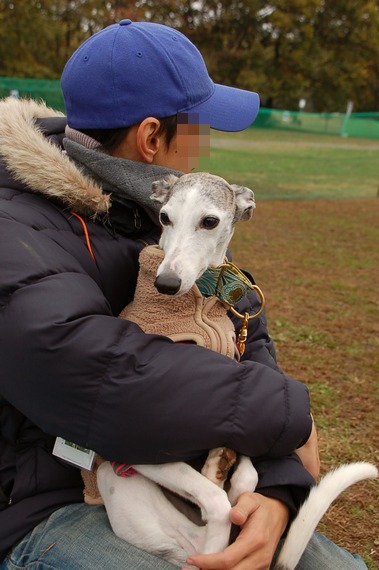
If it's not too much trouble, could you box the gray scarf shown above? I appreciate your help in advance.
[63,134,182,225]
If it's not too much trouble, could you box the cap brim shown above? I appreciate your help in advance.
[188,84,260,132]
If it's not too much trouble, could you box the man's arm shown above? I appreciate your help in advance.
[295,417,320,479]
[1,216,312,465]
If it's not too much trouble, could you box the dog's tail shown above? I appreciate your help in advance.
[275,462,378,570]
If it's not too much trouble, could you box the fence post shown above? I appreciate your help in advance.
[340,100,354,137]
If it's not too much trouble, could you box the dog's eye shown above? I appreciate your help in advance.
[201,216,219,230]
[160,212,171,226]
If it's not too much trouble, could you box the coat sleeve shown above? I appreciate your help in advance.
[0,216,312,471]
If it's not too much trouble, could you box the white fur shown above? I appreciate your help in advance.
[151,172,255,296]
[98,457,258,567]
[275,462,378,569]
[97,173,377,568]
[98,459,377,569]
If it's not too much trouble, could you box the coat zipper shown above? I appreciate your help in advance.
[134,208,141,230]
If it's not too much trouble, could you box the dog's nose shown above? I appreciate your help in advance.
[154,273,182,295]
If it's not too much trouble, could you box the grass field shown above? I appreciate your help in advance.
[206,128,379,200]
[201,129,379,568]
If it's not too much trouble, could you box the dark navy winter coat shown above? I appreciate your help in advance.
[0,98,314,560]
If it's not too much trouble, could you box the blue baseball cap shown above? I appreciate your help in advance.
[61,20,260,132]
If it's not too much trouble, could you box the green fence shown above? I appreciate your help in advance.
[1,76,378,140]
[0,77,65,114]
[255,107,379,139]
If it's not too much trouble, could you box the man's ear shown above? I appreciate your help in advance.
[231,185,256,221]
[150,174,179,204]
[136,117,163,163]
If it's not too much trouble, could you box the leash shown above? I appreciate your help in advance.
[196,260,265,356]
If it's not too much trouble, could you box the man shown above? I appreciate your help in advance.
[0,20,367,570]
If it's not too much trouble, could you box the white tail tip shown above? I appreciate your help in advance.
[275,462,378,570]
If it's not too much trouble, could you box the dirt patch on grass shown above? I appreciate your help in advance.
[232,198,379,568]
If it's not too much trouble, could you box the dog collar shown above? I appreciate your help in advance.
[196,260,256,306]
[196,260,266,357]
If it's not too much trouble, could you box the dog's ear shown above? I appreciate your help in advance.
[150,175,179,204]
[231,185,256,221]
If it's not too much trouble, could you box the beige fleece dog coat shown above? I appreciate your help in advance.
[81,245,237,504]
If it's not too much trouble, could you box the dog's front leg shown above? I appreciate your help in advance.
[228,455,258,506]
[135,462,233,556]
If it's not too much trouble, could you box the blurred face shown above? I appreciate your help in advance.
[156,113,210,173]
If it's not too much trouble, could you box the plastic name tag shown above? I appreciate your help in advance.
[52,437,96,471]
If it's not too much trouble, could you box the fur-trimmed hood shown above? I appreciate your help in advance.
[0,98,183,224]
[0,97,110,217]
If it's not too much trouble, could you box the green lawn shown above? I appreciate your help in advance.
[200,128,379,200]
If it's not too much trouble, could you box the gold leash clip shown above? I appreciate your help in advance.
[229,285,266,357]
[236,312,249,356]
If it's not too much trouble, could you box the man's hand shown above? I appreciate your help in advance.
[183,492,289,570]
[295,417,320,479]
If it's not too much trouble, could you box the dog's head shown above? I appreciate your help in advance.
[150,172,255,296]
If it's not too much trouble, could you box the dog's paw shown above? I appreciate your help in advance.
[216,448,237,481]
[202,447,237,486]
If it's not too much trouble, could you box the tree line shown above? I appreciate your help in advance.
[0,0,378,112]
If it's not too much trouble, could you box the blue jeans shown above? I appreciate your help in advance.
[1,503,367,569]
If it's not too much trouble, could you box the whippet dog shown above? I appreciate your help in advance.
[97,172,377,570]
